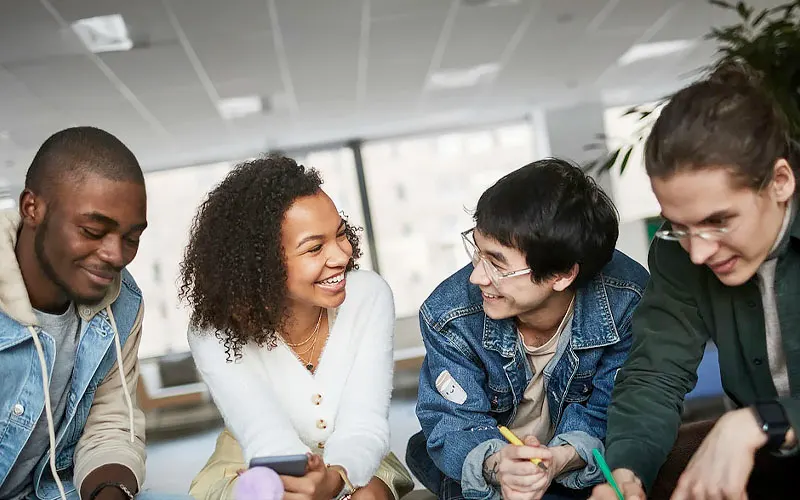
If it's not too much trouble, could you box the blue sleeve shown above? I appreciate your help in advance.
[415,306,504,499]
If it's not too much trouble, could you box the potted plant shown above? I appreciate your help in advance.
[585,0,800,175]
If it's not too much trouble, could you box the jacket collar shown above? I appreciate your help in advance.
[481,272,619,357]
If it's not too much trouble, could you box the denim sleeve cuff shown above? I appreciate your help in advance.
[460,438,506,500]
[548,431,603,489]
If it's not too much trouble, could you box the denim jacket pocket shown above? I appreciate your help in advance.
[564,375,593,403]
[486,387,514,413]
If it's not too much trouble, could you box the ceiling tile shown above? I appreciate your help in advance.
[0,2,84,64]
[283,24,360,104]
[101,43,201,93]
[169,0,272,38]
[135,86,221,126]
[370,0,451,20]
[189,30,284,97]
[5,56,129,108]
[439,4,527,69]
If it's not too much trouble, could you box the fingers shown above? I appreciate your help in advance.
[620,480,646,500]
[281,475,315,496]
[501,483,536,500]
[590,481,645,500]
[504,444,553,462]
[306,453,325,472]
[523,435,541,447]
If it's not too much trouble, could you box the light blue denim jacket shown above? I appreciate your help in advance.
[0,209,145,500]
[410,250,648,499]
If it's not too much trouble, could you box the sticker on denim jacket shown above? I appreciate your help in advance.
[435,370,467,405]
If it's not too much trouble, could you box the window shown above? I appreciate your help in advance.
[127,162,233,358]
[361,122,538,317]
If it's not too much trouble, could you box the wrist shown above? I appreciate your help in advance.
[735,408,769,451]
[325,467,346,497]
[482,452,501,486]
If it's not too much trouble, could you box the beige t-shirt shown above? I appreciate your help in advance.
[509,301,575,444]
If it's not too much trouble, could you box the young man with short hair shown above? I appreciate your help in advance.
[406,158,649,500]
[0,127,185,500]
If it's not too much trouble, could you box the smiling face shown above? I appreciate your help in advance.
[651,161,795,286]
[281,191,354,311]
[468,229,574,320]
[27,175,147,304]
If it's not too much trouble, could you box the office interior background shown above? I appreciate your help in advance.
[0,0,782,493]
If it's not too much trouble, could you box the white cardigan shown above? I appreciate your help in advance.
[188,270,395,487]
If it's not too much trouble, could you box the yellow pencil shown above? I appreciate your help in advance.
[498,426,549,471]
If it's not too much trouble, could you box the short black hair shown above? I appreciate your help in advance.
[645,62,797,188]
[25,126,144,197]
[474,157,619,287]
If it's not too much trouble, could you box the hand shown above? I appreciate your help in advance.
[590,469,645,500]
[351,477,392,500]
[281,454,342,500]
[487,436,554,500]
[670,408,766,500]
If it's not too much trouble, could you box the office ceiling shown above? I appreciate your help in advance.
[0,0,784,185]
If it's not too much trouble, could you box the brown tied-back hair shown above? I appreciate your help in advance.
[645,62,799,189]
[179,155,361,361]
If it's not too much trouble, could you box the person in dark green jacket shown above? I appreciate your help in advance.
[591,64,800,500]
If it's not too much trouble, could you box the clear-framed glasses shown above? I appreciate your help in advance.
[461,228,532,289]
[654,226,731,242]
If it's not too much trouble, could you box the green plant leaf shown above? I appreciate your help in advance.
[599,149,622,173]
[736,1,752,20]
[709,0,734,9]
[618,147,635,174]
[752,8,769,26]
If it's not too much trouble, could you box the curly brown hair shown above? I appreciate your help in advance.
[179,155,362,360]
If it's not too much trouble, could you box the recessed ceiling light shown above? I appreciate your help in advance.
[216,95,264,120]
[617,39,696,66]
[71,14,133,53]
[428,63,500,90]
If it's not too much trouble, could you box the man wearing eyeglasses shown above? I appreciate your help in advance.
[405,158,649,500]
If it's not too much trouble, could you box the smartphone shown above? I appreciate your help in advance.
[248,454,308,477]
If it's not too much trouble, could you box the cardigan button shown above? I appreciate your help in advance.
[311,394,323,405]
[317,419,327,430]
[317,441,325,449]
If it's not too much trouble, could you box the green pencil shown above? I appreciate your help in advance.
[592,449,623,500]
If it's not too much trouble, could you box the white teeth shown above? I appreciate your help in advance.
[483,292,499,299]
[320,273,343,285]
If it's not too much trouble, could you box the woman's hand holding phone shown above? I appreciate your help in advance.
[281,454,344,500]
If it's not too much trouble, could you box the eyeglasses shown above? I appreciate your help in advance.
[461,228,531,289]
[654,226,731,242]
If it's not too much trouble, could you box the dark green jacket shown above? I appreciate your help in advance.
[605,217,800,490]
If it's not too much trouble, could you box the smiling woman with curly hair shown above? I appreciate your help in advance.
[182,155,413,500]
[179,155,361,360]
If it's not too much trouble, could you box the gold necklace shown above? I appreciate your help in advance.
[283,309,323,347]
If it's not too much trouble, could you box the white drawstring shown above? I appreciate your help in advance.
[26,306,134,500]
[28,325,68,500]
[106,306,135,443]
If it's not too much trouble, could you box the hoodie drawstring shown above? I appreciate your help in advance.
[106,305,135,443]
[28,325,68,500]
[27,306,135,500]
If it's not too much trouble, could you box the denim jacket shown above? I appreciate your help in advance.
[0,212,146,499]
[410,250,649,499]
